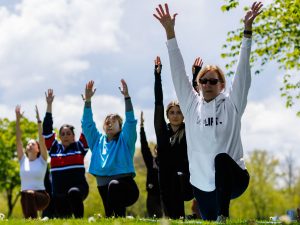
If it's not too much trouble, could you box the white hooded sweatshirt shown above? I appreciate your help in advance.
[167,37,251,192]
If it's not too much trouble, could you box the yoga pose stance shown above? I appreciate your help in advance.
[154,56,193,219]
[153,2,263,221]
[43,89,89,218]
[16,105,50,218]
[82,80,139,217]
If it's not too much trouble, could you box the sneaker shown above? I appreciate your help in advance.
[216,215,227,223]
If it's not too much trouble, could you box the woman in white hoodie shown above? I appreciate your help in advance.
[153,2,263,221]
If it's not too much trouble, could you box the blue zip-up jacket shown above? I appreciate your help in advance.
[82,106,137,177]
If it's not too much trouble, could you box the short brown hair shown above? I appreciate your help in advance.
[196,65,226,88]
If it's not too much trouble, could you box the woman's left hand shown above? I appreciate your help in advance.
[244,1,263,30]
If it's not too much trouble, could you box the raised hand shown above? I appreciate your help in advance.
[35,105,41,122]
[15,105,24,160]
[45,89,54,105]
[119,79,129,98]
[244,1,263,30]
[192,57,203,76]
[153,3,177,39]
[15,105,23,121]
[155,56,162,74]
[83,80,96,102]
[140,111,144,127]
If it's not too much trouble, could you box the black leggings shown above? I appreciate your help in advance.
[193,153,249,220]
[97,176,139,217]
[54,184,89,218]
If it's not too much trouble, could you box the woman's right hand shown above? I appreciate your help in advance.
[45,89,54,105]
[155,56,162,74]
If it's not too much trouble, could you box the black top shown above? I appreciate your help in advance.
[154,66,190,175]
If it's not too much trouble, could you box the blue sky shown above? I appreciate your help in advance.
[0,0,299,166]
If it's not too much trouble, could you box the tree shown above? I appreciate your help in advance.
[230,150,288,219]
[0,117,38,217]
[221,0,300,116]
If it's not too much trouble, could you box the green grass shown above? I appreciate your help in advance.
[0,218,299,225]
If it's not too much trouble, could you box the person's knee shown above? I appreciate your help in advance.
[214,153,230,167]
[68,187,82,200]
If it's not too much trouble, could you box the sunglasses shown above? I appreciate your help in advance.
[199,78,220,85]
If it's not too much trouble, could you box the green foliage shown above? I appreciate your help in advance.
[0,117,38,217]
[230,150,297,219]
[221,0,300,115]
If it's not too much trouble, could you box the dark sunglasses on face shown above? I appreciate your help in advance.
[199,78,220,85]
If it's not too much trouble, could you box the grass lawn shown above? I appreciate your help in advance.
[0,218,299,225]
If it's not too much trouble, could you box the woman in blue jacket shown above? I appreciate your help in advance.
[81,80,139,217]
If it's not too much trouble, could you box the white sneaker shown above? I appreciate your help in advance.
[216,215,227,223]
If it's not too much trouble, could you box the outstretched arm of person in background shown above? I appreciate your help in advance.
[230,1,263,114]
[119,79,133,112]
[15,105,24,161]
[153,3,177,40]
[81,80,100,151]
[43,89,56,150]
[82,80,96,108]
[140,111,153,170]
[46,89,54,114]
[154,56,163,105]
[192,57,203,92]
[154,56,167,136]
[119,79,137,153]
[36,105,47,161]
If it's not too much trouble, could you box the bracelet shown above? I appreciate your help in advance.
[125,96,131,100]
[244,30,252,35]
[37,120,42,123]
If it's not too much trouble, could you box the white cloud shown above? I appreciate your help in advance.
[0,0,124,92]
[242,96,300,164]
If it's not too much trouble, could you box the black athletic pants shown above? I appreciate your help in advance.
[193,153,249,220]
[97,176,139,217]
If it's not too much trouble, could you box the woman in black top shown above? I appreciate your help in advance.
[140,111,162,218]
[154,56,193,219]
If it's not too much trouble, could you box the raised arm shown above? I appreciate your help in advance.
[154,56,167,136]
[140,111,153,170]
[36,105,47,161]
[243,2,263,37]
[46,89,54,114]
[229,2,263,114]
[192,57,203,92]
[119,79,137,151]
[153,3,177,40]
[43,89,54,135]
[15,105,24,161]
[81,80,101,152]
[153,4,197,116]
[43,89,56,150]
